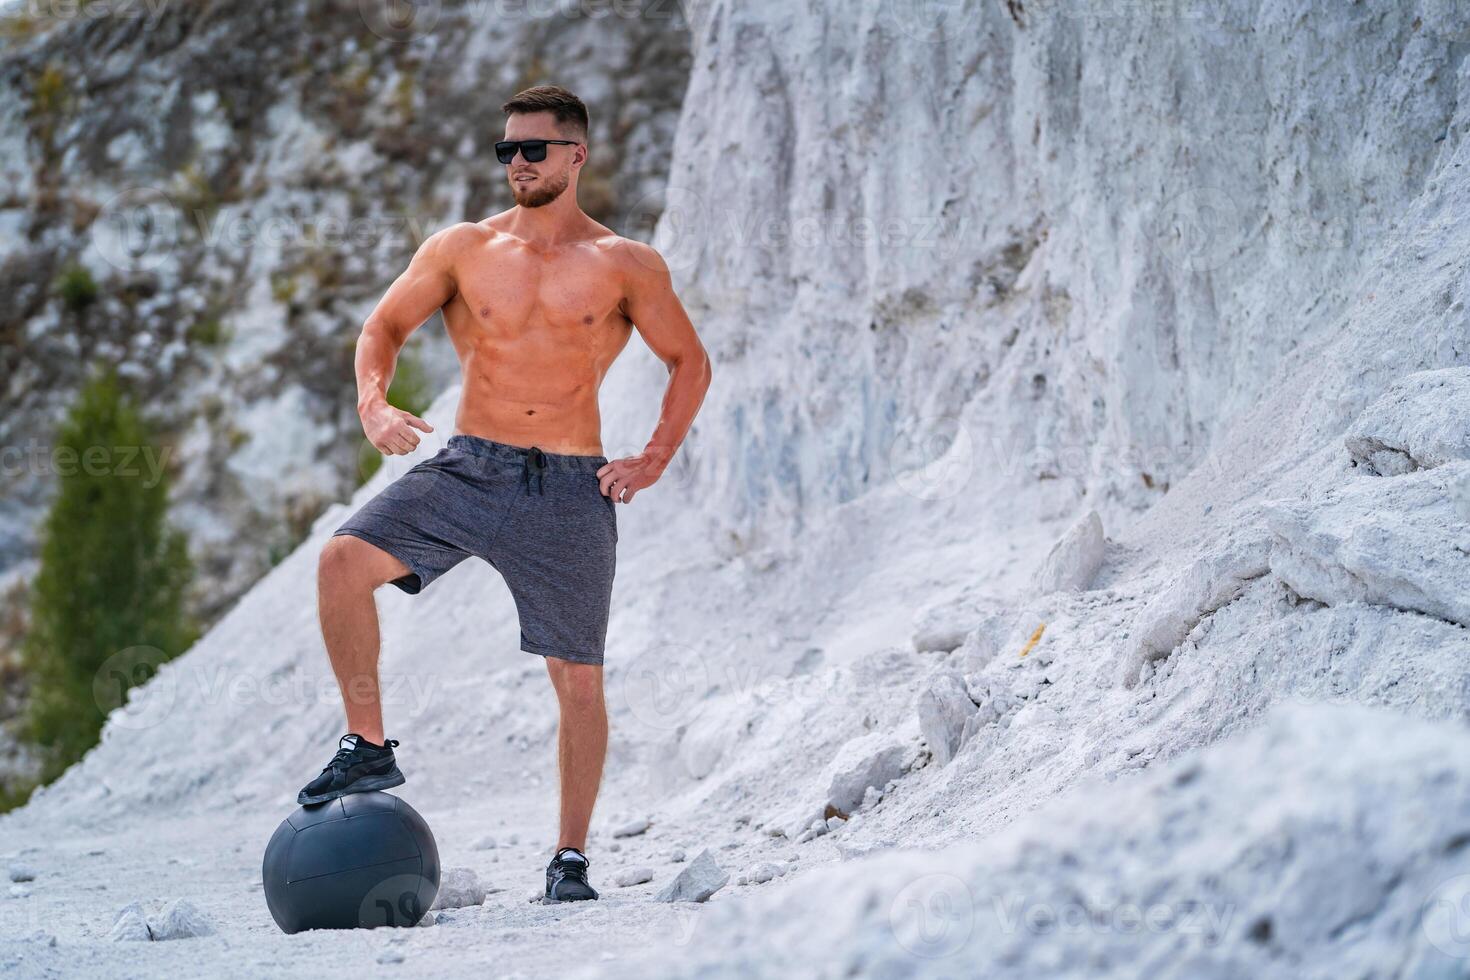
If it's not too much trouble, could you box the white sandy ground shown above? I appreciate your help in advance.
[5,0,1470,976]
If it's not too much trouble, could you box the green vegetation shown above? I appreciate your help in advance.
[56,262,98,312]
[32,64,67,115]
[187,315,229,347]
[0,778,37,815]
[0,12,42,46]
[26,63,70,160]
[20,369,198,783]
[271,272,298,305]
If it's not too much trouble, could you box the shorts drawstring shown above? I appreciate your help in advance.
[522,447,547,496]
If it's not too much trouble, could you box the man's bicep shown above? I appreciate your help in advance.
[623,247,703,365]
[368,234,459,341]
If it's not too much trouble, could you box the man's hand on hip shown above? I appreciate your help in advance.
[361,400,434,455]
[597,449,671,504]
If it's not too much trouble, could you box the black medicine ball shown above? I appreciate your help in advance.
[262,792,440,933]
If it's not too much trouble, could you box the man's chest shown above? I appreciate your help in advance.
[455,247,625,333]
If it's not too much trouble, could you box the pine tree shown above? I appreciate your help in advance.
[20,369,197,781]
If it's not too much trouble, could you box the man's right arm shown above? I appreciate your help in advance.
[355,225,474,455]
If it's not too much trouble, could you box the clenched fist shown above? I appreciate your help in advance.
[361,400,433,455]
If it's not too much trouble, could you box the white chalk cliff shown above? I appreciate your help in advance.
[3,0,1470,975]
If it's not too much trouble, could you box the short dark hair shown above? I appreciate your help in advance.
[501,85,589,143]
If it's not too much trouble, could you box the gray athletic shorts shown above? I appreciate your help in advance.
[333,434,618,666]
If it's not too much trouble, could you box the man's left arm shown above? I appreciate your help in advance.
[599,241,713,503]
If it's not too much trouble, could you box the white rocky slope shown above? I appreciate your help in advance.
[4,1,1470,977]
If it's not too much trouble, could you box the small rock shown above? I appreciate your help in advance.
[836,840,895,861]
[416,911,437,927]
[377,948,405,964]
[612,818,652,839]
[432,868,486,910]
[149,899,214,940]
[862,786,883,810]
[669,849,686,863]
[825,815,846,833]
[614,866,654,887]
[8,864,36,883]
[743,861,786,884]
[471,835,497,850]
[26,930,57,947]
[109,902,152,942]
[912,595,994,653]
[652,849,729,903]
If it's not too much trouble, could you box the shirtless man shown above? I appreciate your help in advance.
[295,85,712,904]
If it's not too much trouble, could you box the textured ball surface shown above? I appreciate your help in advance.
[262,792,440,933]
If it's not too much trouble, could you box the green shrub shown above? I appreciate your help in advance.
[0,777,37,815]
[187,316,228,347]
[56,262,98,312]
[20,369,197,782]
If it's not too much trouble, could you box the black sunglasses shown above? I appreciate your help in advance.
[495,139,579,164]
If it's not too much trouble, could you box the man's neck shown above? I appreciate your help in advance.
[503,196,587,247]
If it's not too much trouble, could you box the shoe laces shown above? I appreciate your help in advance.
[323,734,399,774]
[553,848,590,882]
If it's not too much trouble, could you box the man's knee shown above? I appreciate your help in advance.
[319,534,403,590]
[547,660,604,710]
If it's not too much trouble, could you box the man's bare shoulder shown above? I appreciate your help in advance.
[597,235,671,281]
[416,221,493,266]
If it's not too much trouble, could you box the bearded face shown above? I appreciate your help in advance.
[509,163,571,208]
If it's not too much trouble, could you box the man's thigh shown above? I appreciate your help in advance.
[490,467,617,666]
[333,444,513,594]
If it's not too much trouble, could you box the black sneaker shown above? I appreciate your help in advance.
[297,733,405,805]
[544,847,599,902]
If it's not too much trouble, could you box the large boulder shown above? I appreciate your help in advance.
[916,672,977,766]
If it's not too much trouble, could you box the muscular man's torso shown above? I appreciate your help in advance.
[440,213,635,456]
